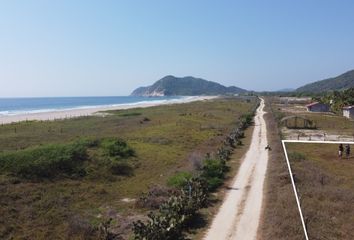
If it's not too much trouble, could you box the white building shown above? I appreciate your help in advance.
[343,106,354,119]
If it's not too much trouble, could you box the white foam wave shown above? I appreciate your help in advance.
[0,97,190,116]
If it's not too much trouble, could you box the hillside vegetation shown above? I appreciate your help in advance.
[314,87,354,112]
[131,75,247,96]
[297,69,354,93]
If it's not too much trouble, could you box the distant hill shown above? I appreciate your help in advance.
[276,88,295,92]
[131,75,247,96]
[297,69,354,93]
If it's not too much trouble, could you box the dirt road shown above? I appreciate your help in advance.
[204,98,269,240]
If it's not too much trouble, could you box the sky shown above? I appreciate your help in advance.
[1,0,354,97]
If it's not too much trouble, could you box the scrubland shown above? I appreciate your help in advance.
[0,97,256,239]
[286,143,354,240]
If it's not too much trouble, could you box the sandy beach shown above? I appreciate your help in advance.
[0,96,217,125]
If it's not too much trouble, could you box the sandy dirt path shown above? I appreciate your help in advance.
[204,98,268,240]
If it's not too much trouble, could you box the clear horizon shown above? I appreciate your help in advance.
[1,1,354,97]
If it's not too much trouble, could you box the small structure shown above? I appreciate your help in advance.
[343,106,354,119]
[306,102,330,112]
[280,115,316,129]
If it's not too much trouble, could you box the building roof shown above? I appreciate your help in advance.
[306,102,320,107]
[343,105,354,110]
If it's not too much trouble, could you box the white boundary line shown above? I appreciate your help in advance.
[283,139,354,145]
[281,140,309,240]
[281,139,354,240]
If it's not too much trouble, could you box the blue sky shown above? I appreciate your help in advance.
[1,0,354,97]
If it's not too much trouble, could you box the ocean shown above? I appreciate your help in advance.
[0,96,185,116]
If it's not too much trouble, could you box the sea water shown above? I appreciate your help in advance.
[0,96,185,116]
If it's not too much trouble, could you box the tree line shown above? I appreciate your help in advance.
[314,88,354,113]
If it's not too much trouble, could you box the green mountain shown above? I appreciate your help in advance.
[131,75,247,96]
[297,69,354,93]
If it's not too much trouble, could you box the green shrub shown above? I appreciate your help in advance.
[204,177,224,191]
[201,158,228,191]
[242,114,254,126]
[167,171,192,188]
[133,211,185,240]
[101,138,135,158]
[133,177,208,240]
[201,158,226,179]
[217,147,232,161]
[181,177,208,210]
[0,141,88,179]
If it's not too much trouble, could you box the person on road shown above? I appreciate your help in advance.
[345,144,351,159]
[339,144,344,158]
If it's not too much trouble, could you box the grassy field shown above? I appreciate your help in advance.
[298,113,354,135]
[258,97,304,240]
[0,97,257,239]
[286,143,354,240]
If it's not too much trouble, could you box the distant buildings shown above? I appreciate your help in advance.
[343,106,354,119]
[306,102,330,112]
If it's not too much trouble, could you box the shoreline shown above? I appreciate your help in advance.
[0,96,217,125]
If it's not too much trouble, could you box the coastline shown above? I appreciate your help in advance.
[0,96,217,125]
